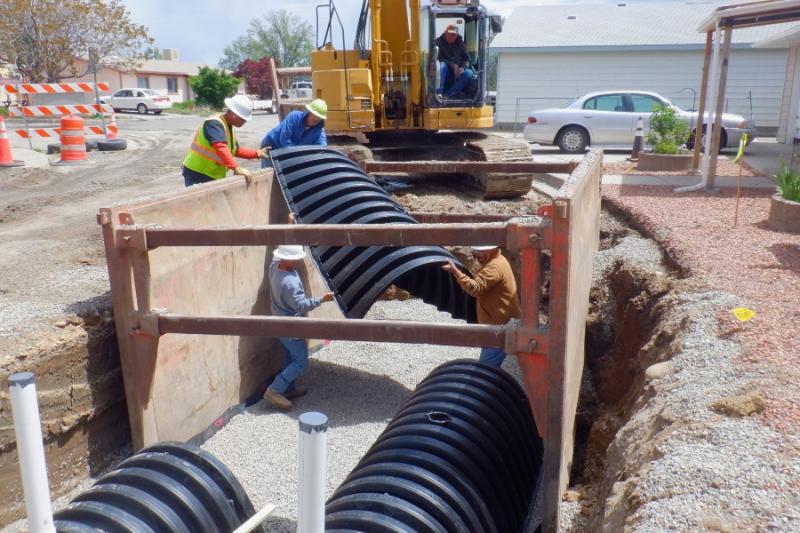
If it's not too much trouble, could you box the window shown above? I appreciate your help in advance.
[136,76,150,89]
[114,90,128,97]
[584,94,626,112]
[630,94,663,113]
[167,77,178,94]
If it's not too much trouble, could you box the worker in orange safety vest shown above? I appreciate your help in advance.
[182,94,268,186]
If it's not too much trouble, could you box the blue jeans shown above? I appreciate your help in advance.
[182,166,214,187]
[480,346,507,367]
[268,337,309,394]
[438,63,474,97]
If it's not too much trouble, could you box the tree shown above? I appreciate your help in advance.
[141,47,163,60]
[220,10,313,69]
[233,58,277,99]
[0,0,152,82]
[189,67,241,109]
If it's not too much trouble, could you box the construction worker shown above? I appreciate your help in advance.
[435,24,474,98]
[263,244,335,410]
[182,94,268,186]
[259,99,327,168]
[442,245,521,367]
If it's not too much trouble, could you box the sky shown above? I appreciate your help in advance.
[119,0,699,65]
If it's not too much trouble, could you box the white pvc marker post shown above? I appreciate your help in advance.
[297,411,328,533]
[9,372,55,533]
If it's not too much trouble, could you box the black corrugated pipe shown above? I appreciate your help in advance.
[52,442,261,533]
[326,359,543,532]
[270,146,478,323]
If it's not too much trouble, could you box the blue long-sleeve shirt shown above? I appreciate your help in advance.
[269,259,322,317]
[262,111,326,151]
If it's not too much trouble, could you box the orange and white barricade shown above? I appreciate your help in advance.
[5,83,121,148]
[4,82,110,94]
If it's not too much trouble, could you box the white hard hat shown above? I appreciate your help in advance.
[273,245,307,261]
[471,245,498,251]
[224,94,253,121]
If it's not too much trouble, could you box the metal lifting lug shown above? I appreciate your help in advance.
[115,227,148,251]
[130,309,164,338]
[506,216,549,252]
[505,325,548,355]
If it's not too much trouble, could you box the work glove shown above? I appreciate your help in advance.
[234,165,253,186]
[256,147,271,160]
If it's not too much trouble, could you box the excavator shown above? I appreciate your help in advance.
[308,0,536,198]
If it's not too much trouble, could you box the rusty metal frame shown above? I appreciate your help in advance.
[358,160,578,174]
[111,220,551,362]
[99,152,602,533]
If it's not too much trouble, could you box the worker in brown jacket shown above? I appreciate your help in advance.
[442,245,521,367]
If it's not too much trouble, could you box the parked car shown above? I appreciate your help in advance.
[280,80,313,100]
[523,90,757,153]
[101,88,171,115]
[247,94,277,114]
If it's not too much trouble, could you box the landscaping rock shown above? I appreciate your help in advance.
[711,393,766,417]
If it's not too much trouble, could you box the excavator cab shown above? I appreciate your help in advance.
[312,0,502,133]
[422,2,500,109]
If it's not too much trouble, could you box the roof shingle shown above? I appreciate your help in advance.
[491,1,798,50]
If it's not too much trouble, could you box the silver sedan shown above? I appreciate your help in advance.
[523,90,757,153]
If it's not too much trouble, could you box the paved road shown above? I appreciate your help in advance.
[7,110,281,153]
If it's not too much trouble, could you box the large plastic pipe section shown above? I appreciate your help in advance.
[326,360,543,532]
[270,146,477,322]
[9,372,56,533]
[51,442,263,533]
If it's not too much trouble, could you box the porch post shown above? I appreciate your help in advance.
[705,24,734,191]
[693,31,714,170]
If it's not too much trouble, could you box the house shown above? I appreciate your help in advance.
[490,1,795,132]
[753,25,800,143]
[0,64,20,105]
[61,50,212,104]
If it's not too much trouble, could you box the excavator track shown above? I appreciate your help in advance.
[329,131,536,199]
[457,132,536,199]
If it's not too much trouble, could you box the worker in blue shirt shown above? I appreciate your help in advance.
[260,99,328,168]
[263,244,335,410]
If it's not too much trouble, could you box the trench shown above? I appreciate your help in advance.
[565,212,687,528]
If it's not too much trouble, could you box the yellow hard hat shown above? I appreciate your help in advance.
[306,99,327,120]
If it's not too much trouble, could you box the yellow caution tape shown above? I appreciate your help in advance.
[731,307,756,322]
[733,133,749,164]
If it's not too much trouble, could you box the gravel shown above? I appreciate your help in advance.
[602,289,800,532]
[201,298,540,532]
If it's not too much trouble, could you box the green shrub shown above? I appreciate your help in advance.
[0,106,8,117]
[188,67,241,109]
[171,100,196,111]
[645,103,690,155]
[776,161,800,202]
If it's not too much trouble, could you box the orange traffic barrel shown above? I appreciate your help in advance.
[55,115,88,165]
[0,115,24,168]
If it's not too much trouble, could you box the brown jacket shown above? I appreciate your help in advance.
[452,253,521,325]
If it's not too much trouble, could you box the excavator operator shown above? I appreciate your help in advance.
[435,24,474,99]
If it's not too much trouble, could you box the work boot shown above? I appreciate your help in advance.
[285,385,307,400]
[263,388,292,411]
